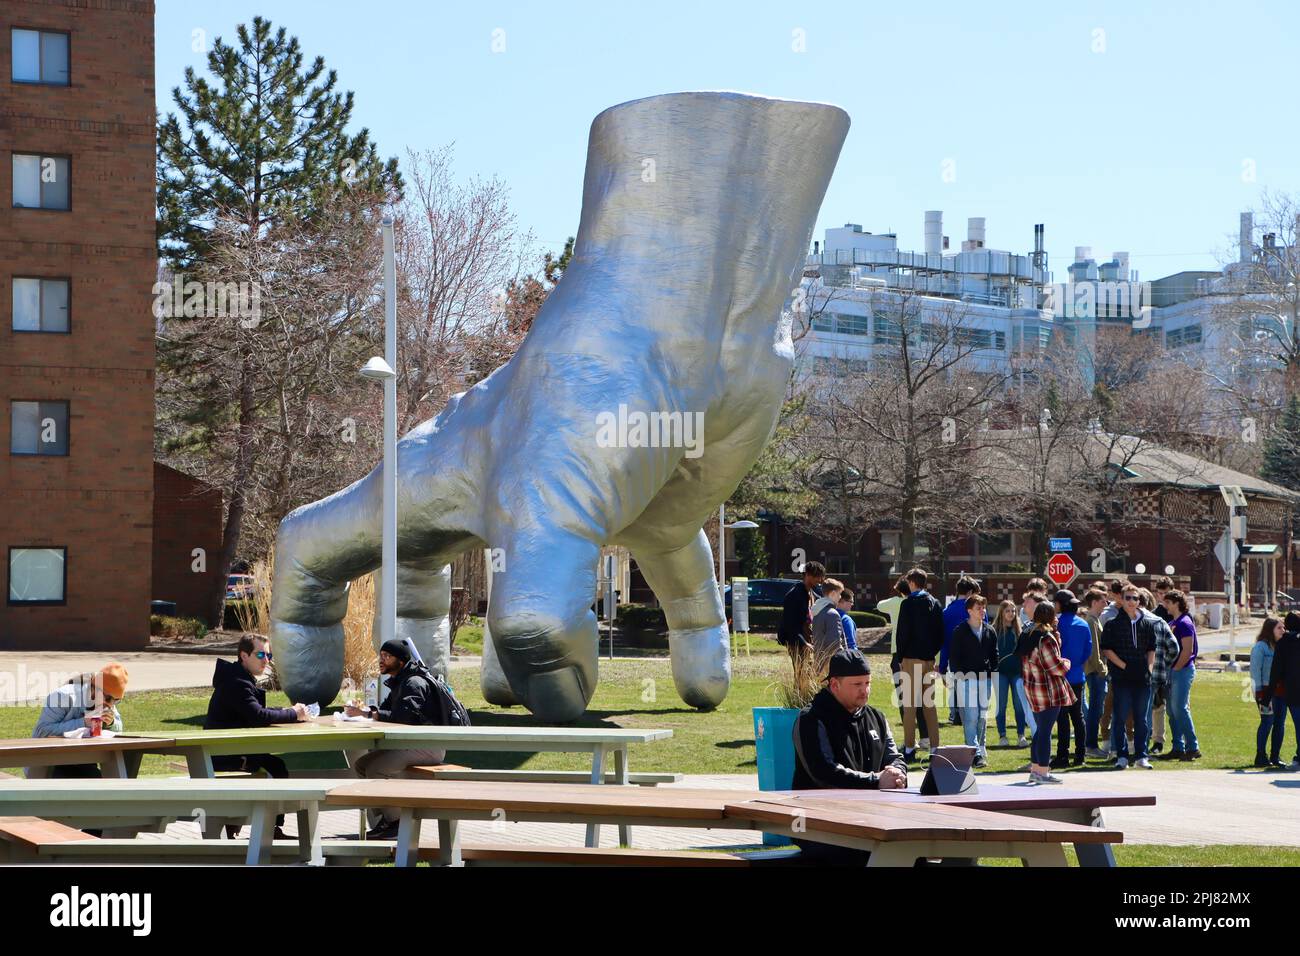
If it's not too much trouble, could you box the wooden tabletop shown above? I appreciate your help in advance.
[0,777,340,801]
[325,780,755,820]
[769,785,1157,811]
[725,797,1124,845]
[0,736,175,764]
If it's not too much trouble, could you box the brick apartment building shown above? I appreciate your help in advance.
[1,0,156,650]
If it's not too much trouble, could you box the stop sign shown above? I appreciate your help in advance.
[1045,553,1078,588]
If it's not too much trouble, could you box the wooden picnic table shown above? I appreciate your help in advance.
[122,721,673,847]
[0,736,175,779]
[767,784,1156,867]
[0,777,337,865]
[324,780,1124,868]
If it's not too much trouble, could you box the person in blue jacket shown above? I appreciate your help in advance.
[1052,589,1093,768]
[837,588,858,650]
[941,577,982,726]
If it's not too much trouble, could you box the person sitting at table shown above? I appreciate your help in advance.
[205,635,309,839]
[790,648,907,865]
[30,663,129,778]
[343,640,461,840]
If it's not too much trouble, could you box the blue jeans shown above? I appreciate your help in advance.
[1271,697,1300,762]
[1084,672,1108,749]
[996,673,1027,737]
[1166,667,1199,752]
[956,675,991,756]
[1258,704,1284,758]
[1112,682,1152,760]
[1031,706,1060,766]
[1015,678,1038,735]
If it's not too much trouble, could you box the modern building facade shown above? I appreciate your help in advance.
[2,1,156,650]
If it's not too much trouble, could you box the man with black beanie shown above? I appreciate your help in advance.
[344,639,452,838]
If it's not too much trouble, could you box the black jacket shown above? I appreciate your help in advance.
[1267,632,1300,701]
[204,658,298,730]
[896,590,944,661]
[375,662,438,725]
[1100,611,1158,686]
[791,688,906,789]
[949,620,998,677]
[778,581,813,647]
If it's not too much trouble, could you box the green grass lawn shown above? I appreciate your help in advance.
[0,645,1275,778]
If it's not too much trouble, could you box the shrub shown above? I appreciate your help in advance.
[150,615,209,640]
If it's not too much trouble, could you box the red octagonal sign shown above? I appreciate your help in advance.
[1045,553,1078,588]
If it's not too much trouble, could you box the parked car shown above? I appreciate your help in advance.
[225,574,256,602]
[723,577,801,611]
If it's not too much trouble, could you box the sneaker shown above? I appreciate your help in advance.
[1071,754,1086,767]
[1030,771,1064,784]
[1114,756,1129,769]
[365,819,400,840]
[998,736,1010,748]
[1163,750,1186,761]
[1016,736,1030,748]
[1270,758,1285,768]
[919,738,930,750]
[1150,742,1163,755]
[1099,742,1113,756]
[904,748,919,764]
[1086,747,1107,760]
[973,755,987,769]
[1136,757,1153,769]
[1255,754,1270,768]
[1048,756,1069,770]
[1179,750,1202,761]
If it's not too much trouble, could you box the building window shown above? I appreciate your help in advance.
[12,277,69,332]
[8,547,66,604]
[10,29,70,85]
[1166,324,1203,348]
[12,153,70,210]
[10,400,69,455]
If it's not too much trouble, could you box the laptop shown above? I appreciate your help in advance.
[920,745,979,795]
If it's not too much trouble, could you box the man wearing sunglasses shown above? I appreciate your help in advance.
[204,635,310,838]
[1099,585,1158,769]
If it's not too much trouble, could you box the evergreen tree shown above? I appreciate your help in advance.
[1262,394,1300,491]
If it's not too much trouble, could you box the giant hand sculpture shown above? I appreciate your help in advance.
[270,91,849,721]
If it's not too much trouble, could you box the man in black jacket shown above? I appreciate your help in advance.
[778,561,825,672]
[204,635,309,838]
[791,649,907,864]
[343,640,451,838]
[1100,585,1158,769]
[896,567,944,762]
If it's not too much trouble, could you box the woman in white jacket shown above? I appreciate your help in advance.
[30,663,128,777]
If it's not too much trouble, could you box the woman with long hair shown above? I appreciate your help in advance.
[993,599,1031,746]
[1020,602,1076,784]
[1161,589,1201,759]
[1252,617,1283,767]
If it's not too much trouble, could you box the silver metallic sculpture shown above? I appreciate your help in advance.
[269,91,849,721]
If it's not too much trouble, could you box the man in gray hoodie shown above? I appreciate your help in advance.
[811,578,847,660]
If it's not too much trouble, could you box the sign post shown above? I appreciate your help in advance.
[1220,486,1248,671]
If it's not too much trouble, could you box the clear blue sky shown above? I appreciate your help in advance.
[156,0,1298,280]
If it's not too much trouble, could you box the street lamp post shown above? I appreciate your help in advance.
[717,502,758,605]
[359,216,399,651]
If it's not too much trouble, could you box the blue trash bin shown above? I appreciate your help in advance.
[753,706,799,846]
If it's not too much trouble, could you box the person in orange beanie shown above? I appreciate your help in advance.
[30,663,129,778]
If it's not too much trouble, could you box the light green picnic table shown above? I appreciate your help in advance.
[0,777,343,865]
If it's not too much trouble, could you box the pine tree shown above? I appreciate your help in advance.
[1262,394,1300,491]
[155,17,401,625]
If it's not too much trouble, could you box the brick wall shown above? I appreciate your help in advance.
[0,0,156,650]
[151,462,223,623]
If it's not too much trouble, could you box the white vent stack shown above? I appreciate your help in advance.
[1075,246,1092,263]
[924,210,943,256]
[1240,212,1253,263]
[1115,251,1130,282]
[967,217,986,247]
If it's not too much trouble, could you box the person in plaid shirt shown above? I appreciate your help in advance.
[1020,603,1077,784]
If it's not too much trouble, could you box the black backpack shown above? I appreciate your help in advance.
[412,664,471,728]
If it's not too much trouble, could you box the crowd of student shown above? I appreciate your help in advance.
[780,562,1300,785]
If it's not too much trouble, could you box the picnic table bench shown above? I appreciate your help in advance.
[0,778,342,865]
[122,722,674,846]
[0,736,175,779]
[324,780,1125,868]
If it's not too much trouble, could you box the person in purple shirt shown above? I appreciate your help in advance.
[941,577,982,725]
[1162,589,1201,759]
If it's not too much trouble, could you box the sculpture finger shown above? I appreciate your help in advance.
[632,530,730,709]
[371,560,453,680]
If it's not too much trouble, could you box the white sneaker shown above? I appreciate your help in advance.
[1137,758,1153,769]
[919,738,931,751]
[1016,736,1030,748]
[1086,747,1107,760]
[998,736,1010,748]
[1115,756,1129,769]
